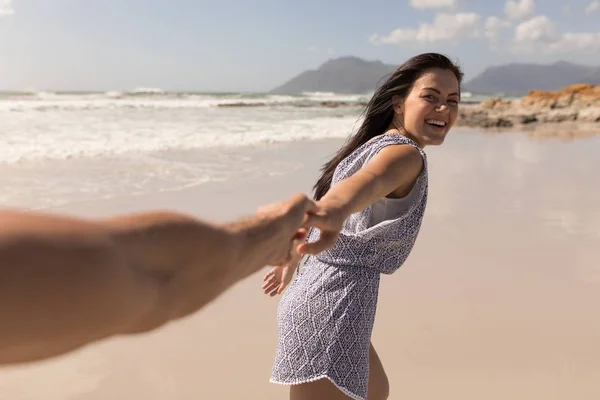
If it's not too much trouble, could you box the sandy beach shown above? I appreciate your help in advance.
[3,0,600,397]
[0,129,599,399]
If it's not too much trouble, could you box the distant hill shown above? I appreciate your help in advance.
[270,56,396,95]
[271,57,600,96]
[582,66,600,85]
[463,61,599,95]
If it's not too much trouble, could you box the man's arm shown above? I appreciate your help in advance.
[0,193,316,365]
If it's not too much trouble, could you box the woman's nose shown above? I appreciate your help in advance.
[436,103,450,113]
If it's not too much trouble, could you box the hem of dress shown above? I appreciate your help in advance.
[269,375,364,400]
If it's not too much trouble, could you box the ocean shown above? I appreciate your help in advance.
[0,90,366,208]
[0,89,517,209]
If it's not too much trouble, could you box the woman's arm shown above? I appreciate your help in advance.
[299,144,423,254]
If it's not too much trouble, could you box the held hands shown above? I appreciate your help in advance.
[254,193,314,267]
[297,200,344,256]
[256,194,344,265]
[257,195,344,296]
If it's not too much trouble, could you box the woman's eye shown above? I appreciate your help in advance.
[449,99,459,104]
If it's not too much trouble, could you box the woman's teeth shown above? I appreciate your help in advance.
[426,119,447,127]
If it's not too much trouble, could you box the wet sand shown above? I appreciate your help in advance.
[0,130,599,399]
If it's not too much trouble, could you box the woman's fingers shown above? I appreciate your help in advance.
[261,280,273,290]
[263,269,276,282]
[293,228,308,241]
[263,277,280,291]
[265,283,281,296]
[299,205,343,255]
[298,231,339,255]
[263,285,278,295]
[262,275,278,289]
[277,282,288,295]
[301,210,327,230]
[262,277,273,288]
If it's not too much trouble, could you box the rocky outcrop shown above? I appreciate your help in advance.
[520,84,600,110]
[458,84,600,128]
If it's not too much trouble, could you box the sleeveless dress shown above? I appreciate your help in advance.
[270,133,429,400]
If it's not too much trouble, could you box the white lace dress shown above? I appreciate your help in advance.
[270,134,429,400]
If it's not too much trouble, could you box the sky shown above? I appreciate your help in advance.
[1,0,599,92]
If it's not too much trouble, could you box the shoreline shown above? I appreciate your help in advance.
[29,125,598,215]
[45,138,345,219]
[454,119,600,140]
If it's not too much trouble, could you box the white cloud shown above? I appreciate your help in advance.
[585,1,600,14]
[370,12,482,45]
[0,0,14,16]
[514,15,557,43]
[485,16,512,42]
[368,5,600,55]
[512,15,600,54]
[505,0,535,21]
[562,5,571,15]
[409,0,455,10]
[547,32,600,53]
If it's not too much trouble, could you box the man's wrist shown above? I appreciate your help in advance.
[223,214,276,280]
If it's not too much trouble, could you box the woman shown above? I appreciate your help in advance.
[262,53,463,400]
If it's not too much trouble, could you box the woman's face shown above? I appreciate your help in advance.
[394,68,460,147]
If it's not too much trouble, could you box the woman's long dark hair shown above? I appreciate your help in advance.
[313,53,464,200]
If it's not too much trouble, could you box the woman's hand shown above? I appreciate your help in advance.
[298,199,345,255]
[261,235,305,296]
[262,263,296,297]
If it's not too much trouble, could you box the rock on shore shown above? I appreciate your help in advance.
[457,84,600,128]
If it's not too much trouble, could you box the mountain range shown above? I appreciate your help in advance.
[270,57,600,96]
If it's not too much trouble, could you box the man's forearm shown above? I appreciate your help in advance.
[0,193,313,365]
[101,211,240,332]
[0,210,156,364]
[0,209,282,364]
[109,195,310,328]
[105,210,286,330]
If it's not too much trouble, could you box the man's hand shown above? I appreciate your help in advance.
[255,193,316,267]
[255,193,346,265]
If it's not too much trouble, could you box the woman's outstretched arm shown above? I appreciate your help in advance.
[300,144,423,254]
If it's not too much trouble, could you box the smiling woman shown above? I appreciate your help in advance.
[262,53,464,400]
[395,68,461,147]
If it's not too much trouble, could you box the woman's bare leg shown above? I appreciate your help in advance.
[368,343,390,400]
[288,343,389,400]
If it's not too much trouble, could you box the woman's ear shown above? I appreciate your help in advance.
[392,95,403,114]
